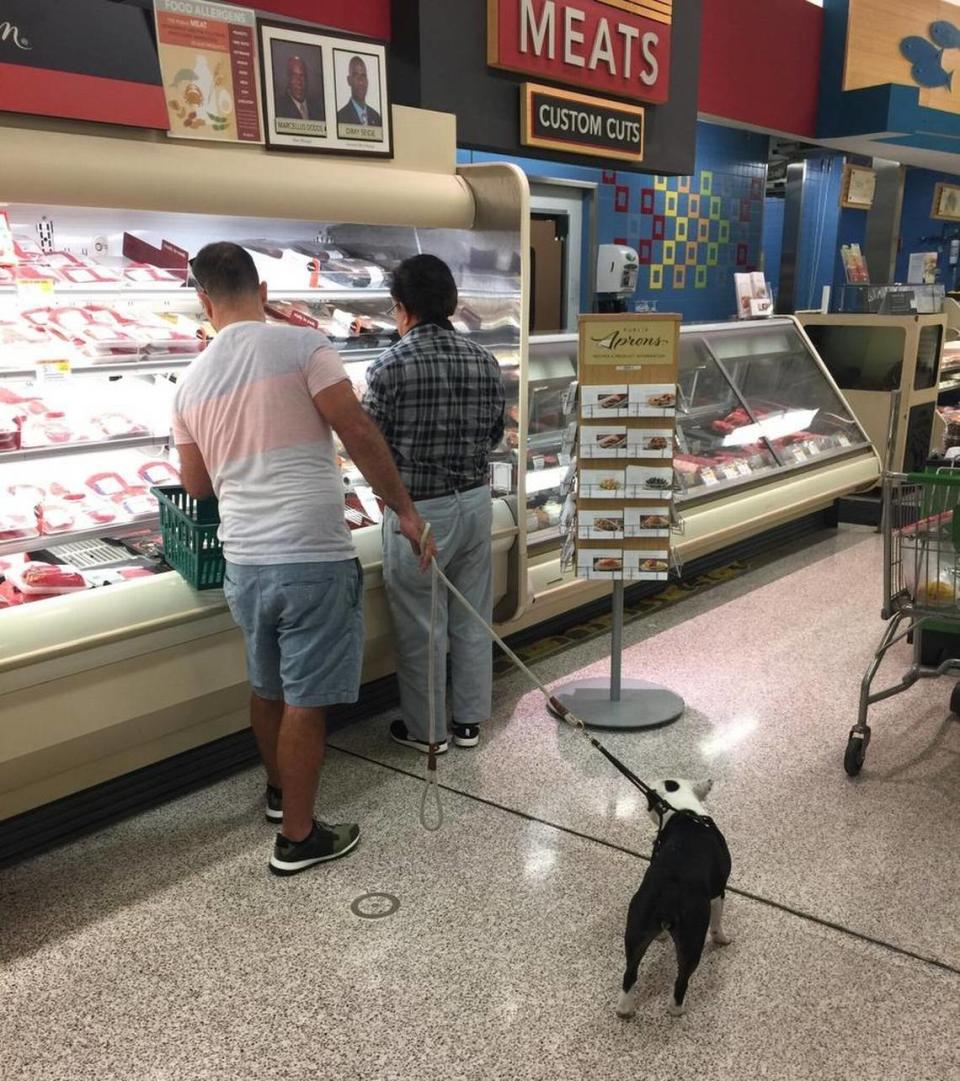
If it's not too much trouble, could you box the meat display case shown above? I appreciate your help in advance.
[518,318,881,627]
[0,106,531,820]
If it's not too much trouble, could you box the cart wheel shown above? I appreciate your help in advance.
[950,682,960,718]
[844,728,870,777]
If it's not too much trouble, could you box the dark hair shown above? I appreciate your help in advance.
[390,254,458,329]
[190,242,260,301]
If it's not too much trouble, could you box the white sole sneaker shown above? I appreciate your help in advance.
[389,720,449,755]
[452,730,480,748]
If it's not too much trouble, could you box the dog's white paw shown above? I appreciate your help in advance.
[711,929,733,946]
[616,991,637,1019]
[667,1002,686,1018]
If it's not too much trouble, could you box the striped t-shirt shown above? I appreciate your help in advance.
[171,321,355,565]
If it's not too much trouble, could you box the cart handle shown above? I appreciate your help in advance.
[906,472,960,486]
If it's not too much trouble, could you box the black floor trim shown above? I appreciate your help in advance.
[327,744,960,981]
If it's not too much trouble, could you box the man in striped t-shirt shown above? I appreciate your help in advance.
[173,242,433,876]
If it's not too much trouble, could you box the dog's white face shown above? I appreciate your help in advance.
[646,778,713,824]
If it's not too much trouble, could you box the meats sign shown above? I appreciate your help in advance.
[488,0,672,105]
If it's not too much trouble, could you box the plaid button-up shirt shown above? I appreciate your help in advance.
[363,323,505,500]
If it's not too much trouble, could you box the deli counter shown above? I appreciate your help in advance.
[0,106,532,820]
[1,109,879,820]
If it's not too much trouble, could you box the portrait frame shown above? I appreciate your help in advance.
[258,20,392,158]
[933,182,960,222]
[840,164,876,210]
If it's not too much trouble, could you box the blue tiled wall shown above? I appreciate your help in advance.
[459,121,770,324]
[896,167,960,291]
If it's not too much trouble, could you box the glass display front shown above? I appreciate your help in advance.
[676,322,870,499]
[523,319,871,553]
[0,204,521,611]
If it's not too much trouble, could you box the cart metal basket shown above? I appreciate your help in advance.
[846,467,960,775]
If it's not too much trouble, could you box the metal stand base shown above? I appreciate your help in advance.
[551,581,684,730]
[552,677,684,730]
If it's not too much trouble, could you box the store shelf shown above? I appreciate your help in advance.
[1,434,168,464]
[0,516,158,558]
[1,356,196,379]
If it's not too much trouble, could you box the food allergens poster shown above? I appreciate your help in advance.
[155,0,263,143]
[576,313,681,582]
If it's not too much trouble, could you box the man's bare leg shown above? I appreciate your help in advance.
[250,693,283,788]
[277,705,327,842]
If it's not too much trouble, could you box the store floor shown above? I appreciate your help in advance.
[3,526,960,1080]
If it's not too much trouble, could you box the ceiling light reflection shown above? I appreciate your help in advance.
[524,848,557,879]
[699,717,759,758]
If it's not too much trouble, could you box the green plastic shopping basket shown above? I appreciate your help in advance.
[151,485,225,590]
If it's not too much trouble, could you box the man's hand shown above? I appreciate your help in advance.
[396,510,437,572]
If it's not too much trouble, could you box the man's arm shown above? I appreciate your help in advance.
[314,380,435,570]
[176,441,215,500]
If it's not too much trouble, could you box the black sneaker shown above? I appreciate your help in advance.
[389,719,448,755]
[452,724,480,748]
[269,820,360,876]
[265,784,283,824]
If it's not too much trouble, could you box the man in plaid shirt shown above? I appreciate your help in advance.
[364,255,506,754]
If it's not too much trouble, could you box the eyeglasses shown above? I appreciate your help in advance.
[388,301,400,317]
[187,257,207,294]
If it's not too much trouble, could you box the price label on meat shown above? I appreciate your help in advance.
[154,0,263,144]
[576,313,680,583]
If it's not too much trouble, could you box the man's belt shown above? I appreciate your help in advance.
[410,478,487,502]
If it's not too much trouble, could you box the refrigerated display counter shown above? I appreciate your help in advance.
[0,106,532,819]
[513,318,881,629]
[797,312,945,473]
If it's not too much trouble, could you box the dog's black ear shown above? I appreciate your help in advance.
[664,780,680,793]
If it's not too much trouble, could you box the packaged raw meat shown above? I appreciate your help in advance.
[120,493,156,517]
[59,264,124,286]
[94,412,150,439]
[8,482,45,505]
[123,264,186,287]
[7,561,88,595]
[138,460,181,486]
[87,471,129,498]
[49,480,89,502]
[0,510,39,542]
[0,409,20,451]
[38,502,77,535]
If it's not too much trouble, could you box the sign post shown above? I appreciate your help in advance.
[552,312,684,729]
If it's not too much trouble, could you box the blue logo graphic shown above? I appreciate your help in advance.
[900,21,960,91]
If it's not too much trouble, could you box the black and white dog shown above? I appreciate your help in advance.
[617,778,732,1019]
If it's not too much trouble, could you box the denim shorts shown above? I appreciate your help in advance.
[223,559,364,708]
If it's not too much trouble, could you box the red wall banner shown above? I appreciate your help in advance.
[488,0,673,106]
[227,1,391,40]
[698,0,823,138]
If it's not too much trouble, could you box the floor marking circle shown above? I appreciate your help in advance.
[350,893,401,919]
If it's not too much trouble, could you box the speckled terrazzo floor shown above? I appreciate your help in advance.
[3,526,960,1080]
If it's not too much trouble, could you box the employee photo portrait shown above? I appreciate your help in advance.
[334,49,385,142]
[259,22,329,149]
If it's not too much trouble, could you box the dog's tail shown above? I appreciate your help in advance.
[655,879,685,933]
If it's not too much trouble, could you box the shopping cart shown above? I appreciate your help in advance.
[846,467,960,775]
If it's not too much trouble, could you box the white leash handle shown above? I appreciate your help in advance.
[420,521,443,832]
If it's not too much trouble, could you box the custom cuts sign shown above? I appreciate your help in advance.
[522,83,644,161]
[488,0,672,105]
